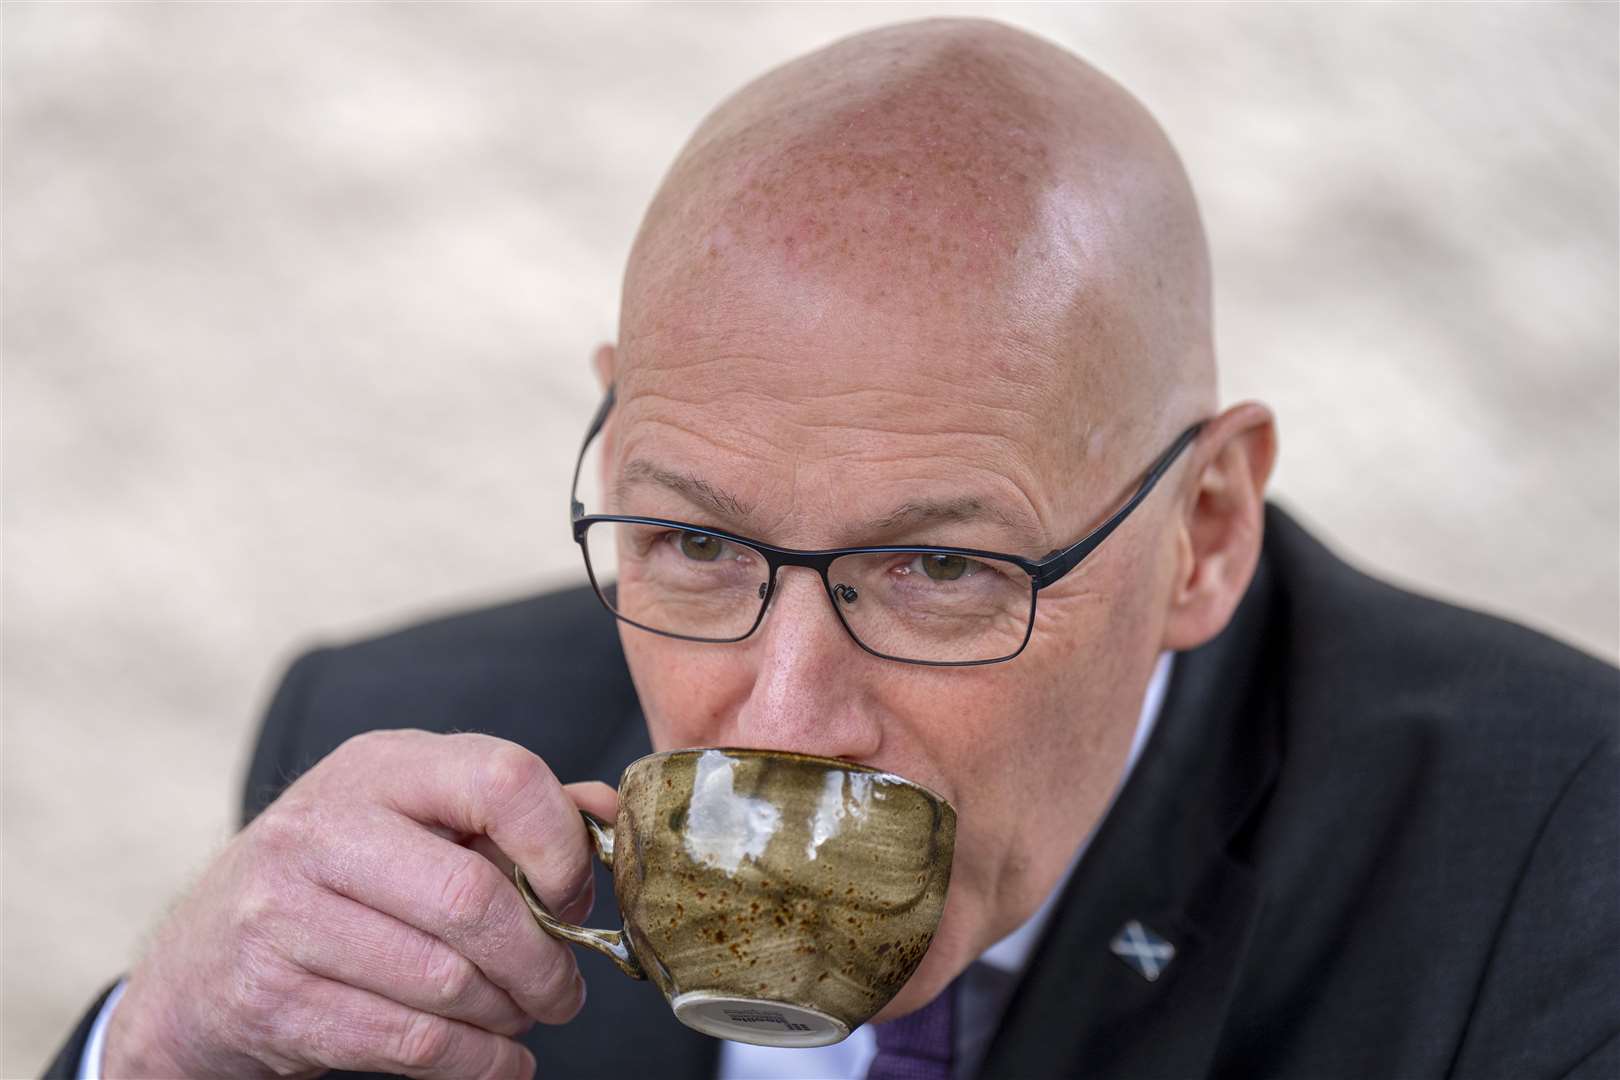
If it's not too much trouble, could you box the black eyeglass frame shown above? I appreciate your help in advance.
[569,385,1206,667]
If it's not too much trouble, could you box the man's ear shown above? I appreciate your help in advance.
[592,343,617,390]
[1161,401,1278,652]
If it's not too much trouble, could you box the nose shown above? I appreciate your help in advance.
[730,566,883,760]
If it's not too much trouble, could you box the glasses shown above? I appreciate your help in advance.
[569,387,1204,666]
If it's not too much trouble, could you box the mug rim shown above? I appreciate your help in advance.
[627,746,954,812]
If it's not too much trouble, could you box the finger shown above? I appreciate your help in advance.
[315,804,586,1025]
[467,834,515,879]
[282,886,533,1038]
[563,780,618,824]
[470,781,616,915]
[464,835,593,926]
[284,974,536,1080]
[336,731,595,917]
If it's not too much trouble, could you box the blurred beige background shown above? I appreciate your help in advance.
[4,2,1616,1073]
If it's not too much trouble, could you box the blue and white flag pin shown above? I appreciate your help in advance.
[1110,919,1175,982]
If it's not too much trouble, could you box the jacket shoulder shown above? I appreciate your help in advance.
[1264,502,1618,750]
[1221,507,1619,1076]
[313,584,623,689]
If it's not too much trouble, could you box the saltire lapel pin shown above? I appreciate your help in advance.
[1110,919,1175,982]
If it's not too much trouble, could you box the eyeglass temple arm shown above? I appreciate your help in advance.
[571,384,618,521]
[1029,421,1206,590]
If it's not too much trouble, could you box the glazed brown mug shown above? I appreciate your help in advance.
[514,747,956,1047]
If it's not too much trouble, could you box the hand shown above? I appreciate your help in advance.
[101,730,619,1079]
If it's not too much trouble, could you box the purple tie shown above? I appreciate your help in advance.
[865,980,957,1080]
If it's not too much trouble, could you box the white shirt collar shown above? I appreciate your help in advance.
[977,649,1174,973]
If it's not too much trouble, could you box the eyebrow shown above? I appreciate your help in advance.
[861,496,1044,549]
[615,458,1046,552]
[616,460,754,522]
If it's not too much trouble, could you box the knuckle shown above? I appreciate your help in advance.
[228,861,308,953]
[328,728,413,769]
[251,794,329,870]
[438,850,502,934]
[230,877,283,943]
[325,731,372,770]
[394,1010,455,1071]
[477,740,551,815]
[231,940,304,1044]
[297,993,383,1074]
[334,728,392,756]
[418,937,479,1013]
[252,800,309,855]
[242,812,321,902]
[472,744,586,894]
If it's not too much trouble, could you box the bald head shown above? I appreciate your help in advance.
[620,18,1215,466]
[602,25,1272,1015]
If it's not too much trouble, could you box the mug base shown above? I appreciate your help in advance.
[670,990,852,1047]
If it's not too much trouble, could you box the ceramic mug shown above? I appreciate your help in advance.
[514,747,956,1047]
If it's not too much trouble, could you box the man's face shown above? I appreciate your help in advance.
[599,238,1180,1014]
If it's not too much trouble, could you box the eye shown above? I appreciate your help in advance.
[917,553,977,581]
[678,531,726,562]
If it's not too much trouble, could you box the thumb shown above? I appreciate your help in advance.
[564,780,619,824]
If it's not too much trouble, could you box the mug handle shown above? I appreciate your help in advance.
[513,810,646,980]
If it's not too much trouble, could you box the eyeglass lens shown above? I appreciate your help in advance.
[583,521,1033,664]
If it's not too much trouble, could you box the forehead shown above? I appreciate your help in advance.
[620,180,1089,431]
[611,127,1141,552]
[608,291,1095,553]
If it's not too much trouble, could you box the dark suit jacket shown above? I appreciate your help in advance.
[47,504,1619,1079]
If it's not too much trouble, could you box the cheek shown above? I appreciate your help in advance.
[620,629,753,749]
[1024,571,1140,691]
[927,665,1085,801]
[931,596,1133,812]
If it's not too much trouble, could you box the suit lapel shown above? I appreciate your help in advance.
[977,543,1283,1079]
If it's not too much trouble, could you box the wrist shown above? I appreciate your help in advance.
[99,979,198,1080]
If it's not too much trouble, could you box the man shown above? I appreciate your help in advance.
[48,18,1616,1080]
